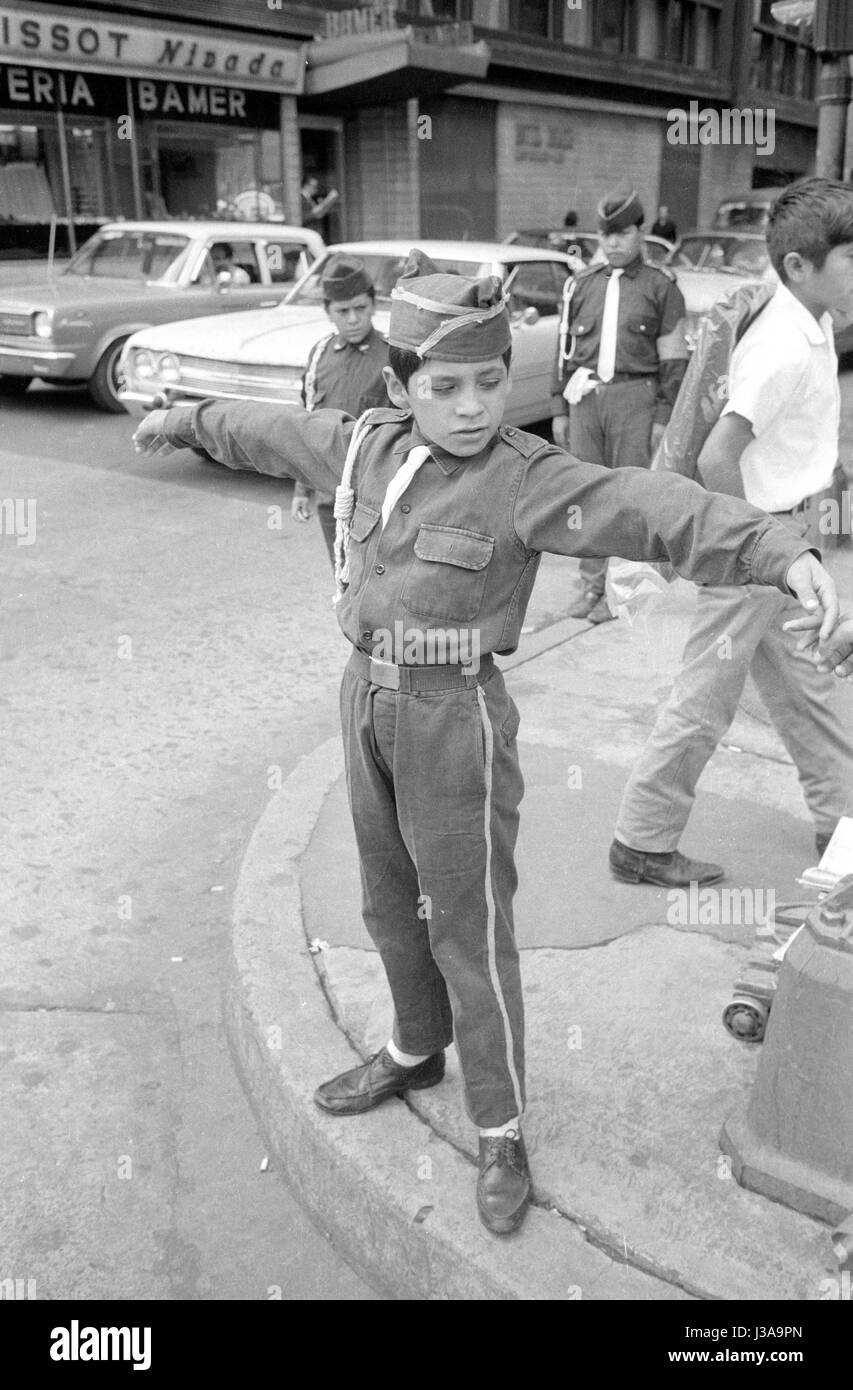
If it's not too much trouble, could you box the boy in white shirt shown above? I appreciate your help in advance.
[611,177,853,886]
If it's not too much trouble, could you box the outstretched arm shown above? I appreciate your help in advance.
[513,447,838,637]
[133,400,356,494]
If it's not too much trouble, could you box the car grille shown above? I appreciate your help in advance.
[0,312,32,335]
[175,356,302,402]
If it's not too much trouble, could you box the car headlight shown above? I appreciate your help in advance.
[133,349,155,379]
[158,353,181,385]
[33,311,53,339]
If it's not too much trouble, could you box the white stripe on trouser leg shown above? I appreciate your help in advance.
[476,686,523,1116]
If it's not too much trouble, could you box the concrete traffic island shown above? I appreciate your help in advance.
[225,589,853,1300]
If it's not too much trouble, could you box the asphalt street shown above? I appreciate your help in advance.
[1,383,383,1300]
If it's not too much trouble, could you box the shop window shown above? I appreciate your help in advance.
[0,122,62,221]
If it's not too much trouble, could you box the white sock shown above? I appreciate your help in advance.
[386,1039,430,1067]
[479,1117,521,1138]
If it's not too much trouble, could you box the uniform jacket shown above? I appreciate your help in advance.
[559,257,688,424]
[163,400,811,660]
[296,326,389,505]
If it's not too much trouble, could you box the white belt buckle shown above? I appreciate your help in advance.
[369,656,400,690]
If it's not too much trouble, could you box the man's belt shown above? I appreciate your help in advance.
[598,372,658,386]
[771,499,809,517]
[348,648,493,692]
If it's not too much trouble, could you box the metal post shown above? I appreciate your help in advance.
[126,78,144,221]
[815,54,851,177]
[55,104,77,255]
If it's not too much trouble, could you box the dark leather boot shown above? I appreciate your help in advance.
[568,589,606,620]
[476,1129,531,1235]
[314,1047,444,1116]
[609,838,723,887]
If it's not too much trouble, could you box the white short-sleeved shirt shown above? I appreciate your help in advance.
[721,282,839,512]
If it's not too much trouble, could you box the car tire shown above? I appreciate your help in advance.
[0,374,32,395]
[88,338,129,412]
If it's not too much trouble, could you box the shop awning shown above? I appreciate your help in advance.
[304,24,490,106]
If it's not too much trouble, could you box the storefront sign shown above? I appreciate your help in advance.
[0,63,280,126]
[0,7,303,92]
[514,119,574,163]
[321,3,398,40]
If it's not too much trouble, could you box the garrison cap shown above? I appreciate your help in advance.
[596,183,644,234]
[389,247,511,362]
[321,254,373,302]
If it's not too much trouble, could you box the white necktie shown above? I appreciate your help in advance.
[596,268,623,383]
[380,445,431,529]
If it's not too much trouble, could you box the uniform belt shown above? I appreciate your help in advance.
[771,499,809,516]
[598,372,658,386]
[348,648,493,692]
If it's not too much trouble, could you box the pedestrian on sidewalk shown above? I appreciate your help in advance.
[291,255,389,569]
[555,182,690,624]
[611,177,853,891]
[132,248,838,1237]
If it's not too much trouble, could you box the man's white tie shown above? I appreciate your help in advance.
[380,444,431,529]
[596,267,623,383]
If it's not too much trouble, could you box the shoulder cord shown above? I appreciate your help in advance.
[557,276,578,371]
[332,409,382,606]
[303,330,336,411]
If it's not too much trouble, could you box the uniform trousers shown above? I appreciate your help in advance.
[339,655,526,1127]
[568,376,657,596]
[615,516,853,850]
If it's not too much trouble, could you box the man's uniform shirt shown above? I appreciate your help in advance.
[721,282,840,513]
[163,400,811,660]
[560,257,688,423]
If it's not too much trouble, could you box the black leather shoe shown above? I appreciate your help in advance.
[477,1129,531,1235]
[568,589,606,620]
[313,1047,445,1116]
[609,838,724,887]
[587,594,615,625]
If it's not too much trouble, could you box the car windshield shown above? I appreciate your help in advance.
[65,231,190,280]
[667,236,770,276]
[285,253,488,305]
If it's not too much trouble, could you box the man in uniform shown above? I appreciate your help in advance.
[131,250,836,1236]
[291,255,389,567]
[555,184,690,622]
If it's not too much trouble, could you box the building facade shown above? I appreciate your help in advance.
[0,0,821,256]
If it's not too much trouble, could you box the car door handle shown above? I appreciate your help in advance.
[259,299,278,308]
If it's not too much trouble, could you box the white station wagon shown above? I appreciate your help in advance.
[118,240,577,427]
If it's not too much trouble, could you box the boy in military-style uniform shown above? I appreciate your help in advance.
[555,184,690,623]
[133,249,837,1236]
[291,255,389,568]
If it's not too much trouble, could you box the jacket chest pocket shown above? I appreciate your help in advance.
[625,314,657,339]
[345,501,380,591]
[402,524,494,623]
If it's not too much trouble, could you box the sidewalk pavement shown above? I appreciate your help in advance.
[226,549,853,1301]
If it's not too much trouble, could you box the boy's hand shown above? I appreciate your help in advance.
[784,611,853,678]
[291,493,314,522]
[552,414,571,448]
[784,554,839,642]
[132,410,180,457]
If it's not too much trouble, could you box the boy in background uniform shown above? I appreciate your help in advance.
[133,249,837,1236]
[291,255,389,567]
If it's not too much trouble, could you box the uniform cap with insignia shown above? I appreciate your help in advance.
[389,247,511,363]
[596,183,644,234]
[321,254,373,302]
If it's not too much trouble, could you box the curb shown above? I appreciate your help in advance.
[224,737,694,1301]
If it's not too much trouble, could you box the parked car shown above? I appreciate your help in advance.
[712,188,788,232]
[0,221,324,411]
[119,240,577,427]
[662,231,776,350]
[504,228,674,265]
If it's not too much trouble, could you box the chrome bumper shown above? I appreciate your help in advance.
[0,342,76,375]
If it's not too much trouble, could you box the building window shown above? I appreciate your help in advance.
[654,1,720,68]
[751,3,815,98]
[508,0,554,39]
[594,0,637,54]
